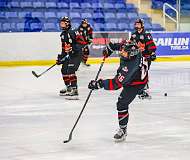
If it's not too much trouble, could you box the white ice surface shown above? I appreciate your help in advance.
[0,62,190,160]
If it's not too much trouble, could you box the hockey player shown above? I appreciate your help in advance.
[88,41,149,142]
[130,18,157,99]
[56,17,82,98]
[77,19,93,67]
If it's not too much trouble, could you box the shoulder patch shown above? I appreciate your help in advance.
[132,34,136,38]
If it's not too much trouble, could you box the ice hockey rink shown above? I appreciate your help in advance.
[0,62,190,160]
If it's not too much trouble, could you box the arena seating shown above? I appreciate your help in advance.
[0,0,164,32]
[151,0,190,17]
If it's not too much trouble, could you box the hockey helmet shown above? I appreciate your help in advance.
[60,16,71,30]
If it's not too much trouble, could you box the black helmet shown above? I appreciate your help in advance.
[134,18,144,31]
[82,19,88,24]
[60,16,71,30]
[122,41,139,58]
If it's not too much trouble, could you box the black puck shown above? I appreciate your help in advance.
[164,93,167,96]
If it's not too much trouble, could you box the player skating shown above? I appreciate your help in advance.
[56,17,83,99]
[130,19,157,99]
[78,19,93,67]
[88,41,149,142]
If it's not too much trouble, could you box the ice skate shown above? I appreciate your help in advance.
[138,90,152,100]
[114,128,127,142]
[65,88,79,100]
[59,86,72,96]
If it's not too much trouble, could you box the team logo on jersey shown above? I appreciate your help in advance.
[140,35,144,40]
[122,66,128,72]
[147,34,152,40]
[132,34,136,38]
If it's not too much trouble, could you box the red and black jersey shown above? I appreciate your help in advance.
[102,42,149,90]
[60,28,82,56]
[130,30,157,58]
[77,24,93,45]
[102,53,148,90]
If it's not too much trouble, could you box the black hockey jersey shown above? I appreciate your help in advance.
[60,28,82,56]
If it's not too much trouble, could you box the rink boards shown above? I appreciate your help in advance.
[0,31,190,67]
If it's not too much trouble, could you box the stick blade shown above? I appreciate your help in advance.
[32,71,39,78]
[63,133,72,143]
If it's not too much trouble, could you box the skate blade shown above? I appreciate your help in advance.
[114,136,126,143]
[138,95,152,100]
[59,93,70,96]
[65,96,79,100]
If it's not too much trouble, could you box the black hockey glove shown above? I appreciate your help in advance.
[147,53,156,61]
[56,54,69,65]
[102,47,112,58]
[88,79,103,90]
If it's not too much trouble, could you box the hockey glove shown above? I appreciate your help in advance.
[147,53,156,61]
[56,54,69,65]
[88,79,103,90]
[102,47,112,58]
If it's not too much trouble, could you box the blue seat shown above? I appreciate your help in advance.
[44,12,56,19]
[6,12,18,18]
[44,23,57,32]
[115,3,126,9]
[94,23,104,31]
[8,2,20,8]
[81,12,92,19]
[57,12,68,18]
[30,23,43,32]
[152,23,164,31]
[45,2,57,8]
[70,3,80,9]
[105,23,117,31]
[20,2,33,8]
[105,18,118,23]
[33,2,45,8]
[72,22,80,29]
[126,3,136,10]
[0,12,6,19]
[92,3,103,9]
[127,13,138,19]
[69,12,80,19]
[93,13,104,19]
[57,2,69,9]
[104,13,115,19]
[118,23,130,31]
[17,23,26,32]
[0,2,7,8]
[151,1,163,9]
[18,12,31,19]
[81,3,92,9]
[138,13,151,20]
[0,23,2,32]
[104,3,114,9]
[2,23,16,32]
[116,13,127,19]
[32,12,44,18]
[144,23,152,30]
[2,23,11,32]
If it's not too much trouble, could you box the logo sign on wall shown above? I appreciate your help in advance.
[89,32,129,57]
[152,32,190,56]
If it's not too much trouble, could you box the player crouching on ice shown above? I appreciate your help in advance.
[88,41,149,142]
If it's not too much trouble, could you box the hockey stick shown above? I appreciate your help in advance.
[32,55,69,78]
[63,56,106,143]
[32,64,57,78]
